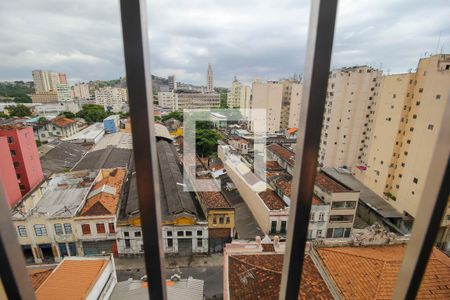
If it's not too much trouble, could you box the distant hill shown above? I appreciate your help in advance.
[0,81,34,103]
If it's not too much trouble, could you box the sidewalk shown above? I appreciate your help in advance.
[114,253,224,270]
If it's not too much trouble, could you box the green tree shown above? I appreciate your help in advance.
[219,92,228,109]
[0,112,9,119]
[75,104,108,123]
[162,111,183,122]
[60,111,76,119]
[196,129,223,157]
[154,115,161,122]
[6,104,32,117]
[12,94,32,103]
[196,120,214,130]
[37,117,47,124]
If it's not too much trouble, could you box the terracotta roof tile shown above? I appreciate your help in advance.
[198,191,231,209]
[28,268,53,290]
[228,254,333,299]
[36,259,108,300]
[267,143,295,166]
[51,116,76,127]
[259,189,287,210]
[316,244,450,299]
[287,127,298,134]
[315,172,350,193]
[266,160,283,171]
[80,168,126,216]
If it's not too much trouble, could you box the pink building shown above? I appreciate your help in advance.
[0,125,43,197]
[0,137,22,206]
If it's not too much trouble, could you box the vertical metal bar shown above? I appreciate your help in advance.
[119,0,167,299]
[393,97,450,299]
[279,0,338,298]
[0,183,36,300]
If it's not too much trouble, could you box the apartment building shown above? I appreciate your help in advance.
[56,83,73,102]
[158,91,174,109]
[227,77,251,110]
[74,168,126,256]
[32,70,64,93]
[0,125,44,196]
[168,75,177,91]
[31,92,58,104]
[95,87,128,112]
[356,55,450,221]
[249,79,302,133]
[207,63,214,92]
[11,170,98,264]
[318,66,382,169]
[174,91,220,110]
[0,137,22,206]
[72,83,90,99]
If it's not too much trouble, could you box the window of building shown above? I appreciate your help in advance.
[10,150,16,157]
[124,231,129,237]
[135,231,142,237]
[413,177,418,184]
[125,239,131,249]
[108,223,115,233]
[271,220,277,234]
[7,137,13,144]
[436,94,441,99]
[16,173,21,179]
[54,223,64,235]
[310,213,315,221]
[167,231,172,237]
[212,217,217,224]
[197,230,202,236]
[329,215,353,223]
[428,124,434,130]
[177,231,184,237]
[186,231,192,237]
[419,88,423,93]
[416,101,420,106]
[13,161,19,168]
[96,223,106,234]
[17,225,27,237]
[19,184,25,191]
[34,224,47,236]
[63,223,72,234]
[167,239,173,248]
[226,216,230,224]
[219,217,224,224]
[81,224,91,235]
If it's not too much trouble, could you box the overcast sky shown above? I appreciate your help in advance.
[0,0,449,87]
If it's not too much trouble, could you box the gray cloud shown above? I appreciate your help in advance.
[0,0,449,87]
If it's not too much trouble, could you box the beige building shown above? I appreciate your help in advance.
[227,77,251,110]
[174,91,220,110]
[31,92,58,104]
[95,87,128,112]
[318,66,382,169]
[32,70,62,93]
[72,83,90,99]
[249,79,302,133]
[356,55,450,220]
[158,91,175,110]
[207,63,214,92]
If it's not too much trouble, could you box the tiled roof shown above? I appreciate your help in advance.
[36,259,108,300]
[80,168,126,216]
[316,245,450,299]
[228,254,333,299]
[51,116,76,127]
[198,191,231,209]
[312,195,326,205]
[259,189,287,210]
[266,160,283,171]
[315,172,350,193]
[275,177,292,197]
[28,268,53,290]
[287,127,298,134]
[267,143,295,166]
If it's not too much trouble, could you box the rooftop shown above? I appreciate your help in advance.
[322,168,403,219]
[266,160,283,171]
[227,253,333,299]
[28,268,53,290]
[316,244,450,299]
[72,146,134,172]
[80,168,126,216]
[51,116,76,127]
[267,143,295,166]
[198,190,231,209]
[91,132,133,151]
[12,170,97,219]
[63,122,104,142]
[315,172,351,193]
[259,189,287,210]
[39,140,87,176]
[35,257,109,300]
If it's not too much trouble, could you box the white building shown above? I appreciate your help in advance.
[158,91,175,110]
[207,63,214,92]
[56,83,73,102]
[174,91,220,110]
[34,116,81,143]
[95,87,128,113]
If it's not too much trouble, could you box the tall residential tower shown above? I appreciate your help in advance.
[207,64,214,92]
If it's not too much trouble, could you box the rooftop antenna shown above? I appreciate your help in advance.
[435,31,442,55]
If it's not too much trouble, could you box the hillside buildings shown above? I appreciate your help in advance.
[318,66,382,169]
[248,79,302,133]
[95,87,128,112]
[0,125,44,197]
[31,70,73,103]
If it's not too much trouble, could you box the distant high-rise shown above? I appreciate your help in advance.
[207,64,214,92]
[32,70,66,93]
[168,75,177,91]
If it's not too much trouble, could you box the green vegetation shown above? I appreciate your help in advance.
[75,104,109,123]
[196,128,223,157]
[154,116,161,122]
[59,111,76,119]
[219,92,228,109]
[162,111,183,122]
[35,140,42,147]
[0,81,34,103]
[384,192,397,201]
[6,104,32,117]
[0,112,9,119]
[37,117,47,124]
[196,120,214,130]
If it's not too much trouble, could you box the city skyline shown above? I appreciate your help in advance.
[0,0,449,86]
